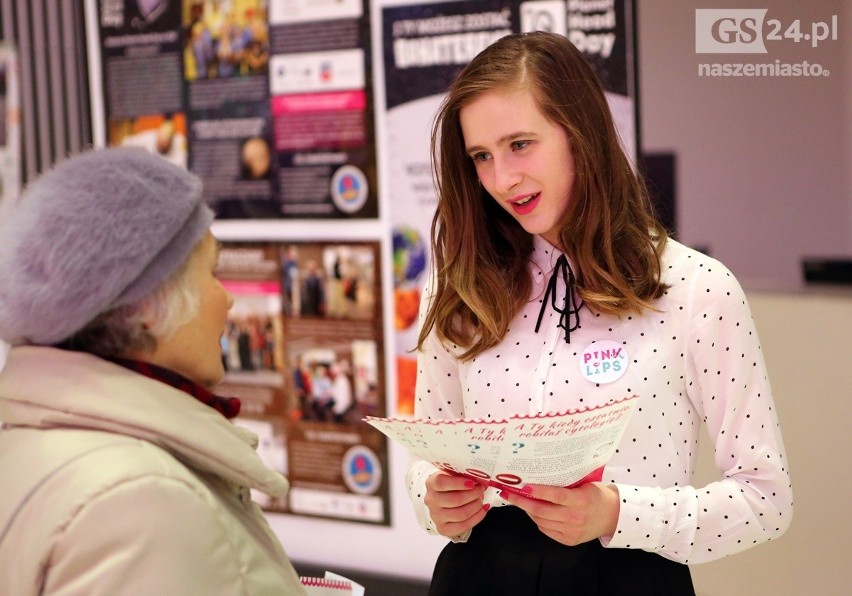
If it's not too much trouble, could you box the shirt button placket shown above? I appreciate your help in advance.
[531,327,560,414]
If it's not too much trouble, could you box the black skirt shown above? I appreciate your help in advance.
[429,505,694,596]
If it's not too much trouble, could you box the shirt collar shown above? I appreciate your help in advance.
[530,235,583,344]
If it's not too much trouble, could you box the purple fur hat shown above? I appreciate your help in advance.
[0,147,213,345]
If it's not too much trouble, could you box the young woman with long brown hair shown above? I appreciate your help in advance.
[407,31,792,595]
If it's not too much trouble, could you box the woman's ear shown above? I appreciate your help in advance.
[120,307,160,361]
[137,305,158,334]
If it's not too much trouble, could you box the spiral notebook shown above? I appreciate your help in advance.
[300,572,364,595]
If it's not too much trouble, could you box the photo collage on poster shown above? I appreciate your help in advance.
[214,240,389,523]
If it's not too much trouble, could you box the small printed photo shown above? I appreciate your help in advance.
[110,113,188,169]
[278,243,376,321]
[289,339,379,425]
[183,0,269,81]
[220,277,285,374]
[240,136,272,180]
[322,245,376,321]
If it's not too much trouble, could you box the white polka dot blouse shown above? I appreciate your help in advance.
[406,235,793,565]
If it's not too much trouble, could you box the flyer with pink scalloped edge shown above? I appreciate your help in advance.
[365,396,638,495]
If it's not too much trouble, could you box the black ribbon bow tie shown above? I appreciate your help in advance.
[534,253,583,343]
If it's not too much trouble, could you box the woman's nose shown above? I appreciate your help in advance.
[493,156,521,194]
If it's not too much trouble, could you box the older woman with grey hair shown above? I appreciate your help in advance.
[0,147,306,595]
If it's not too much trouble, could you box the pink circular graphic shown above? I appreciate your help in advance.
[495,473,523,485]
[465,468,490,480]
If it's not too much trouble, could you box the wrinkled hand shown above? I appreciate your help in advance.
[499,483,620,546]
[424,471,489,538]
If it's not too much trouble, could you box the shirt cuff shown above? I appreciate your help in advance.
[601,483,668,551]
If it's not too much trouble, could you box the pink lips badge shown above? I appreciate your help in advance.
[580,340,628,384]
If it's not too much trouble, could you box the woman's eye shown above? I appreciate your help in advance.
[510,140,530,151]
[471,152,490,162]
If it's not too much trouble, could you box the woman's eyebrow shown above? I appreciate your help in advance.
[465,131,536,153]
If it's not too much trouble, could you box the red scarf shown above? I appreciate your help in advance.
[109,357,241,419]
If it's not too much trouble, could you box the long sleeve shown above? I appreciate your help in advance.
[405,274,469,537]
[603,258,793,563]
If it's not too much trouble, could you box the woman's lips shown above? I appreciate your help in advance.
[510,192,540,215]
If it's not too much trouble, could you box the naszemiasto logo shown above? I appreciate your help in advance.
[695,9,839,77]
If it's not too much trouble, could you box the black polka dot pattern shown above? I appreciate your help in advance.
[406,236,793,562]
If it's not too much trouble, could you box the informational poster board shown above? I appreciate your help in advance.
[216,240,389,523]
[91,0,377,219]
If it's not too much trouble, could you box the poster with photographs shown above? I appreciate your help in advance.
[216,240,389,524]
[93,0,377,219]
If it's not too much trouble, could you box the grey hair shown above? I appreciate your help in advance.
[55,242,203,358]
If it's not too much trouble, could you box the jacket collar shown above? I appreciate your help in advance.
[0,346,288,497]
